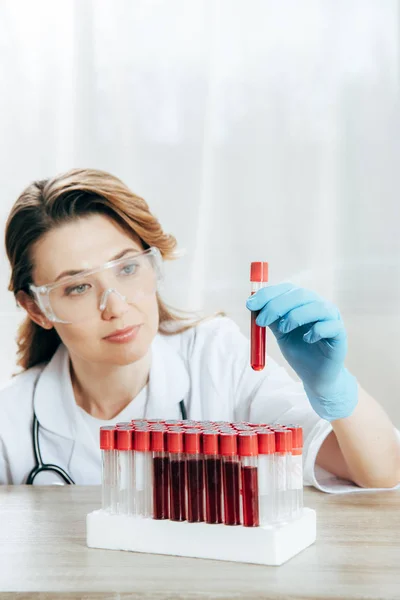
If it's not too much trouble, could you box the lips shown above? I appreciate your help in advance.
[103,325,139,340]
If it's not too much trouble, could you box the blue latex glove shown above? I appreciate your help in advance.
[246,282,358,421]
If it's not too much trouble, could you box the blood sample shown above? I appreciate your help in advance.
[256,429,276,526]
[203,431,223,524]
[220,431,241,525]
[151,429,169,520]
[184,429,204,523]
[116,427,134,515]
[274,428,293,523]
[133,429,153,518]
[250,261,269,371]
[238,432,259,527]
[167,429,186,521]
[100,426,117,514]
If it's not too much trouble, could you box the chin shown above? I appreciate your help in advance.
[102,337,152,366]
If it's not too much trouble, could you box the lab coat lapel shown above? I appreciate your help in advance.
[34,344,100,479]
[145,334,190,419]
[34,344,76,441]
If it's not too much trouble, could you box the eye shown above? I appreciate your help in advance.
[120,262,138,276]
[65,283,90,296]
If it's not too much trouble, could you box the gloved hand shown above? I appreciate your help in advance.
[246,282,358,422]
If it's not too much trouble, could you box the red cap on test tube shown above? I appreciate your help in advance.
[116,428,133,451]
[133,429,150,451]
[274,429,293,454]
[285,425,303,448]
[219,432,238,456]
[150,429,166,452]
[257,430,276,454]
[184,430,202,454]
[100,426,116,450]
[202,431,219,455]
[167,429,184,453]
[250,262,269,283]
[237,432,258,456]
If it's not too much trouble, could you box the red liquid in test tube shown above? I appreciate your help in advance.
[238,432,259,527]
[167,429,187,521]
[151,429,169,520]
[203,431,223,524]
[220,432,241,526]
[184,429,204,523]
[250,261,269,371]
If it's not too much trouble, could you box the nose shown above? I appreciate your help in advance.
[99,288,129,319]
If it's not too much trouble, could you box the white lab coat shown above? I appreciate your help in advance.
[0,316,388,492]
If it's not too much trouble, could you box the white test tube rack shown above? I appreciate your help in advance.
[91,423,316,566]
[86,507,316,566]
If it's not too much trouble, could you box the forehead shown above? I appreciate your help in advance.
[31,214,142,284]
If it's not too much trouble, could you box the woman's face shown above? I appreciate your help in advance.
[30,214,160,366]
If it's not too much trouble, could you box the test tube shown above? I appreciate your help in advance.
[220,431,241,526]
[167,429,186,521]
[184,429,204,523]
[100,426,117,513]
[238,432,259,527]
[116,427,134,515]
[151,428,169,520]
[286,425,304,519]
[273,428,293,523]
[256,428,275,526]
[250,261,269,371]
[203,431,223,524]
[133,429,153,518]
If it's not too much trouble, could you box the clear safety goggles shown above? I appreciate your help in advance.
[29,247,163,324]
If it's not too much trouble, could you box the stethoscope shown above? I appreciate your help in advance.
[26,372,187,485]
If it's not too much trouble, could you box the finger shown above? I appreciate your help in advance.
[255,287,321,327]
[303,319,347,344]
[277,301,340,334]
[246,282,296,311]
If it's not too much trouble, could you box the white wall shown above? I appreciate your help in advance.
[0,0,399,425]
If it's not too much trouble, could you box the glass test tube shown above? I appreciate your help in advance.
[100,426,117,513]
[167,429,187,521]
[273,428,293,523]
[151,428,169,520]
[255,428,275,526]
[133,429,153,518]
[238,432,259,527]
[184,429,204,523]
[286,425,304,519]
[203,431,223,524]
[250,261,269,371]
[116,427,134,515]
[220,432,241,525]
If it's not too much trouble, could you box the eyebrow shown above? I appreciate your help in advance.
[54,248,141,282]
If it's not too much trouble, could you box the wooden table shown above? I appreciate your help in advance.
[0,486,399,599]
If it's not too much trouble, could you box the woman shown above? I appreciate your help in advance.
[1,168,399,489]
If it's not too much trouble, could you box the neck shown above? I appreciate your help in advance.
[70,351,151,420]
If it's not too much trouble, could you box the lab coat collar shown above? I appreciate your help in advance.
[34,333,191,440]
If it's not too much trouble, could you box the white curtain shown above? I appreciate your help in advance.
[0,0,399,424]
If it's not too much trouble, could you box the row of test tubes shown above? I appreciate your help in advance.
[100,420,303,527]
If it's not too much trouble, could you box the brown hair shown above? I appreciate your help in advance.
[5,168,201,370]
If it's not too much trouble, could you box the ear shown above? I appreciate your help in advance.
[16,291,54,330]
